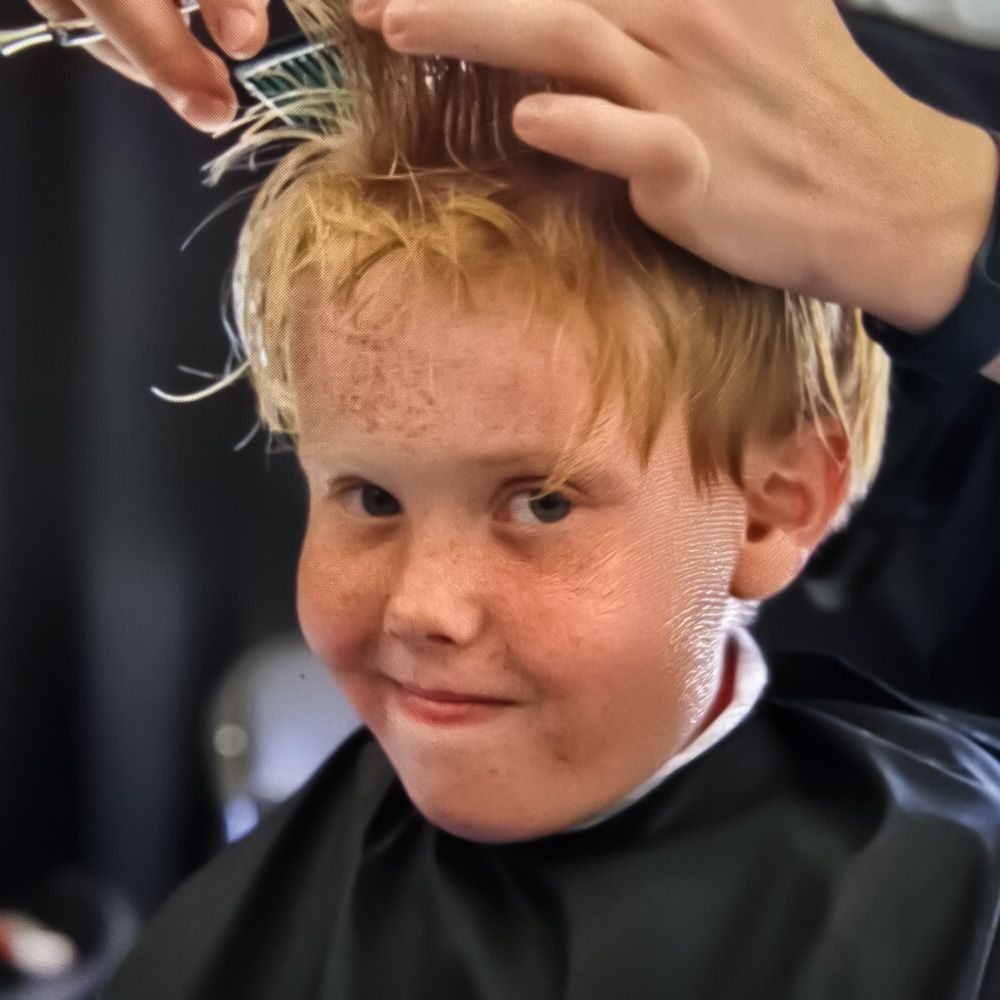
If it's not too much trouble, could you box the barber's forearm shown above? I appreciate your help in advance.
[898,128,998,327]
[860,113,1000,382]
[899,122,1000,384]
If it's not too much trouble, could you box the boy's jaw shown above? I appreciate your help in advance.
[304,625,738,844]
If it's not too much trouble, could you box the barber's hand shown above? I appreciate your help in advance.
[25,0,270,131]
[353,0,999,335]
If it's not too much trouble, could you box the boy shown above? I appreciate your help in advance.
[103,2,1000,996]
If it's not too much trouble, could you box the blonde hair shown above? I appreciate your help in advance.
[187,0,890,532]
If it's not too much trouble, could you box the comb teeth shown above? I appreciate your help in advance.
[233,39,345,128]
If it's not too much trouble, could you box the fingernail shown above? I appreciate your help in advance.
[184,92,236,132]
[513,105,540,133]
[514,96,553,133]
[384,0,416,38]
[221,8,259,55]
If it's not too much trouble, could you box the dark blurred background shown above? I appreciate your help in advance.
[0,0,310,923]
[0,0,997,968]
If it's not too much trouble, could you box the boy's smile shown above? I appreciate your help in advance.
[291,259,747,842]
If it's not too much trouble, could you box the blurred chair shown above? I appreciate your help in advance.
[0,869,139,1000]
[206,634,362,843]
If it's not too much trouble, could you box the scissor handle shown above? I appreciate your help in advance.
[1,1,202,57]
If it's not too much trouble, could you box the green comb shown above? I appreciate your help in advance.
[232,34,346,129]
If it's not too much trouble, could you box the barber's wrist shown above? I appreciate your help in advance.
[866,116,1000,335]
[860,120,1000,383]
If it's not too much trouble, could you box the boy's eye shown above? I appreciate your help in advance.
[508,488,574,526]
[334,482,574,527]
[343,483,401,518]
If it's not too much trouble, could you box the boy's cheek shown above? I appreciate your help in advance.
[295,534,371,670]
[295,534,329,654]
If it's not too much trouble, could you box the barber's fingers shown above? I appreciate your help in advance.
[351,0,656,111]
[195,0,270,62]
[28,0,143,84]
[72,0,232,128]
[61,0,269,131]
[27,0,237,127]
[27,0,158,87]
[25,1,201,90]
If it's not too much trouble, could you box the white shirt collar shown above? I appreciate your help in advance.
[562,627,770,832]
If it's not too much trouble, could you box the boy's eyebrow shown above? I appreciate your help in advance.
[465,449,572,468]
[300,448,606,475]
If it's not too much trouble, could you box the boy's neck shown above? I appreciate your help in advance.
[690,635,739,742]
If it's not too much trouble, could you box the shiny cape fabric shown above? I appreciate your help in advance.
[101,651,1000,1000]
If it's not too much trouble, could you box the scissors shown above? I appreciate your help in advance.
[0,1,202,57]
[0,2,340,129]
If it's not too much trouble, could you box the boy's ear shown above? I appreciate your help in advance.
[730,422,851,601]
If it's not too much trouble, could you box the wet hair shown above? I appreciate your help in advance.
[196,0,889,533]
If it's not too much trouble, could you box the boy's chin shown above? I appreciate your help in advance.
[419,808,571,845]
[403,782,595,844]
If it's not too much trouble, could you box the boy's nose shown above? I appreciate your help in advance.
[384,540,485,647]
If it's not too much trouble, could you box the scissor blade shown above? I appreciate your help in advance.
[0,26,56,57]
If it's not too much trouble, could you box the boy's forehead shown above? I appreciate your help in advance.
[290,271,597,442]
[285,261,684,490]
[292,262,571,354]
[294,357,592,464]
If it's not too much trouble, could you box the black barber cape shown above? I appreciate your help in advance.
[102,650,1000,1000]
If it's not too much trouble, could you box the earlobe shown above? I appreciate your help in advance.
[730,424,850,601]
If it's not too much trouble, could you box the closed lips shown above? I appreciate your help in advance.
[394,681,514,703]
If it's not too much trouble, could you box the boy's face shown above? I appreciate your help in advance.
[293,263,747,842]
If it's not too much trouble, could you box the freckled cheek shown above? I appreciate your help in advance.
[295,532,381,679]
[522,631,617,742]
[532,705,595,774]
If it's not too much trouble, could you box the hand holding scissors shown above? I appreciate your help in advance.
[1,0,271,131]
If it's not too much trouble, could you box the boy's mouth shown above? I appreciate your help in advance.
[389,682,516,726]
[392,679,516,704]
